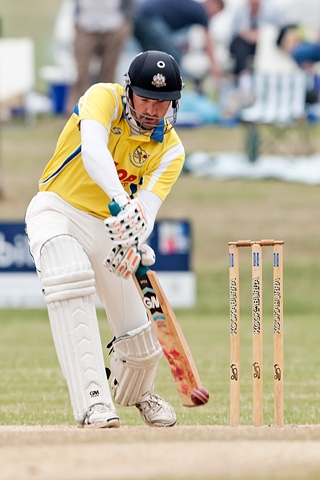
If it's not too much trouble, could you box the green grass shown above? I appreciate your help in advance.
[2,118,320,427]
[1,263,320,427]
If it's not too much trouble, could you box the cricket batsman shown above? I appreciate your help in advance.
[25,50,185,428]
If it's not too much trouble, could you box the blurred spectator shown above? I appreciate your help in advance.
[133,0,225,81]
[67,0,134,114]
[277,24,320,69]
[229,0,288,100]
[276,24,320,105]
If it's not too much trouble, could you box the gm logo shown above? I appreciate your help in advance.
[143,295,160,310]
[90,390,100,398]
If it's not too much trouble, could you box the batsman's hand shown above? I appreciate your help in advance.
[104,244,155,279]
[104,195,147,247]
[139,244,156,266]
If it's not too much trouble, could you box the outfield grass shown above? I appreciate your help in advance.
[1,298,320,427]
[2,116,320,427]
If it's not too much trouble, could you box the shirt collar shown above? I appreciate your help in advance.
[150,120,165,143]
[121,101,165,143]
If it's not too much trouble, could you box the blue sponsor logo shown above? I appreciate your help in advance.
[0,223,35,272]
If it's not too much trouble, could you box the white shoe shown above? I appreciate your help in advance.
[79,403,120,429]
[135,392,176,427]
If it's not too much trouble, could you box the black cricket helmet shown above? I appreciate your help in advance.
[127,50,183,101]
[123,50,184,135]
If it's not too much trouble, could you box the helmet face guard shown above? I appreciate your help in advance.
[123,50,184,134]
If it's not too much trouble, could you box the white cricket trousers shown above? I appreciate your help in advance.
[25,191,148,337]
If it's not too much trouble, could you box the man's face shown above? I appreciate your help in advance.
[131,92,171,130]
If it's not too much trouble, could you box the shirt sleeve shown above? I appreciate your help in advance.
[138,189,163,244]
[80,118,126,200]
[77,83,121,132]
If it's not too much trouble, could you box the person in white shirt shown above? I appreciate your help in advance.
[67,0,133,114]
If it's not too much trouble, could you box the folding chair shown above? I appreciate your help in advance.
[240,70,312,162]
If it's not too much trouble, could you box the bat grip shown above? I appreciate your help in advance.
[108,201,121,216]
[108,201,150,276]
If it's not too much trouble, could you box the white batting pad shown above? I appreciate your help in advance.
[40,235,114,422]
[111,322,162,406]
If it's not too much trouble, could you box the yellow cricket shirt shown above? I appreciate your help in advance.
[39,83,185,219]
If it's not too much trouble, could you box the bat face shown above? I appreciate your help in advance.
[134,270,203,407]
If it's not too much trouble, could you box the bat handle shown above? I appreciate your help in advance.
[108,201,150,277]
[136,264,149,276]
[108,201,121,216]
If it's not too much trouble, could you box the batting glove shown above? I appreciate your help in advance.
[139,244,156,266]
[104,195,147,247]
[104,244,155,279]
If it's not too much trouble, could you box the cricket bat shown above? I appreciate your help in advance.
[108,202,209,407]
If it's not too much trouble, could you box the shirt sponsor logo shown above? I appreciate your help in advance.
[114,161,138,187]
